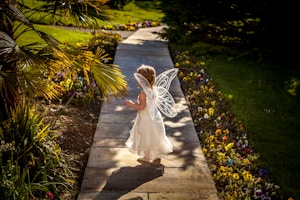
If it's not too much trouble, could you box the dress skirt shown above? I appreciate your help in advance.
[126,105,173,161]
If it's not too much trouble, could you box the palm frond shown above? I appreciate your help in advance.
[0,31,20,63]
[18,44,52,70]
[34,30,62,50]
[21,70,59,100]
[34,0,110,27]
[0,70,20,105]
[6,2,32,27]
[90,48,127,99]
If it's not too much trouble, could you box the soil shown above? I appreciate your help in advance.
[42,100,102,199]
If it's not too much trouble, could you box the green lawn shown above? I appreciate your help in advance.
[205,57,300,198]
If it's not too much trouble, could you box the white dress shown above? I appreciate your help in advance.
[126,94,173,161]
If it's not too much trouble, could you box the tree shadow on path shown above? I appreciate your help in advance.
[95,164,164,200]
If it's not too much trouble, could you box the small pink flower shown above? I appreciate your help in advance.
[46,191,54,200]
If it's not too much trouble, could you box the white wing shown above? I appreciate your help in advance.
[134,72,159,120]
[154,68,179,118]
[155,68,179,91]
[154,86,177,118]
[134,68,179,119]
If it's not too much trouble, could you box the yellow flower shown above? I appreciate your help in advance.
[217,152,225,159]
[211,100,216,106]
[215,129,222,136]
[175,62,179,67]
[225,142,234,151]
[223,129,230,134]
[129,26,135,31]
[219,166,226,172]
[202,147,207,154]
[243,158,250,165]
[245,173,253,181]
[242,171,253,181]
[233,173,240,180]
[233,191,238,197]
[106,24,113,30]
[208,87,214,93]
[208,108,214,116]
[152,21,159,26]
[66,178,75,183]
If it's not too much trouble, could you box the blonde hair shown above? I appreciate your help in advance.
[136,64,156,87]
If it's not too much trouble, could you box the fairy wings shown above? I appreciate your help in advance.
[134,68,179,120]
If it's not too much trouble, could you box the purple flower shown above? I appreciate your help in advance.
[262,192,271,200]
[255,189,263,196]
[258,168,268,178]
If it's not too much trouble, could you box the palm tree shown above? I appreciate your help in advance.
[0,0,127,119]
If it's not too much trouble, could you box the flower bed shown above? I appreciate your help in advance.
[173,50,283,199]
[100,21,160,31]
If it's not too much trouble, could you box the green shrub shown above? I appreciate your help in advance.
[285,77,300,98]
[50,30,125,104]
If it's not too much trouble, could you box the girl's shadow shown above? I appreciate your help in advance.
[95,164,164,200]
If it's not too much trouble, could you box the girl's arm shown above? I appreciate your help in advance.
[125,91,146,110]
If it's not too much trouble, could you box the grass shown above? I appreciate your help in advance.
[105,0,164,25]
[15,23,93,47]
[34,25,93,43]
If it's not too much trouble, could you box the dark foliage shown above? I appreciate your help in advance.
[159,0,298,66]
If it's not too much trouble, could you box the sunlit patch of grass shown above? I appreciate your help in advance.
[34,25,93,43]
[204,58,300,198]
[15,23,93,47]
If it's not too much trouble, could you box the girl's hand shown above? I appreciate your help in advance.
[125,91,146,110]
[125,100,133,107]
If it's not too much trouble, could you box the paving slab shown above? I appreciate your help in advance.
[77,26,219,200]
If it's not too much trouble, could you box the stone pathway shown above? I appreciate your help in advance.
[77,26,219,200]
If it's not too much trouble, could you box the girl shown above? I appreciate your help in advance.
[125,65,174,166]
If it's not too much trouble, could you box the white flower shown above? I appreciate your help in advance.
[204,113,210,119]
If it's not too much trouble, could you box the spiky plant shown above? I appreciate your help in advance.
[0,100,74,199]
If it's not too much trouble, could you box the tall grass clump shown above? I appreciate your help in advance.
[0,101,74,199]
